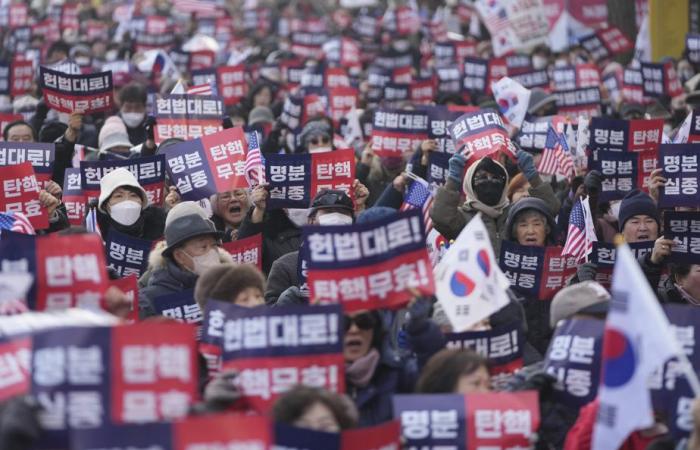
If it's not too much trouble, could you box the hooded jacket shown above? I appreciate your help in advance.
[91,201,166,241]
[504,197,558,246]
[138,241,233,318]
[430,157,560,255]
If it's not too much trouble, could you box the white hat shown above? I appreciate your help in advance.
[98,168,148,213]
[99,116,132,153]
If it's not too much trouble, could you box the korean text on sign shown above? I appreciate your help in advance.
[39,66,114,114]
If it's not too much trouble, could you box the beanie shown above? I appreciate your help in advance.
[98,116,132,152]
[194,263,266,309]
[617,190,659,231]
[248,106,275,125]
[299,120,332,148]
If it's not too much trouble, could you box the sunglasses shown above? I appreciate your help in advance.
[309,135,331,146]
[343,313,377,332]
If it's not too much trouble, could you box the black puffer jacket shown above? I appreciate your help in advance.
[237,208,301,274]
[90,201,166,241]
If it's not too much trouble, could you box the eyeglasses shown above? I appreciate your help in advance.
[343,313,377,332]
[218,190,248,202]
[309,135,331,146]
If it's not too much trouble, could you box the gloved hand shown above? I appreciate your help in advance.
[404,297,433,335]
[447,152,467,185]
[203,370,242,412]
[584,170,603,194]
[516,149,538,181]
[576,262,598,282]
[276,286,309,307]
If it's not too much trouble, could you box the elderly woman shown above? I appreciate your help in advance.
[209,188,251,241]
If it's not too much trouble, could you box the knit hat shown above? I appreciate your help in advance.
[98,168,148,213]
[162,213,221,257]
[617,190,659,231]
[194,263,265,309]
[299,120,332,148]
[248,106,275,125]
[550,281,610,327]
[98,116,132,152]
[527,88,557,115]
[165,201,210,227]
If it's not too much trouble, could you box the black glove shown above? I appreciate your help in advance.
[404,297,433,335]
[276,286,309,307]
[576,262,598,282]
[144,115,156,141]
[202,371,242,412]
[222,116,233,129]
[584,170,603,194]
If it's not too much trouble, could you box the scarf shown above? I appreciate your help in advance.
[675,283,700,306]
[345,348,380,388]
[462,157,510,219]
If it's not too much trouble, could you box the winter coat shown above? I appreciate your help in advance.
[430,168,560,256]
[237,208,301,274]
[90,202,166,241]
[349,361,415,427]
[265,250,299,305]
[138,242,233,318]
[356,149,425,208]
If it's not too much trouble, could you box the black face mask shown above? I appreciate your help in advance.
[474,179,504,206]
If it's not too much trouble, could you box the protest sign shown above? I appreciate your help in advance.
[105,230,153,278]
[687,33,700,64]
[658,144,699,208]
[265,149,355,209]
[370,108,428,159]
[515,115,564,151]
[475,0,548,57]
[603,70,623,106]
[152,289,202,329]
[6,58,33,97]
[0,233,108,311]
[62,168,85,226]
[543,318,603,409]
[641,61,683,98]
[393,391,540,450]
[590,241,655,288]
[304,210,433,310]
[436,66,462,96]
[446,322,524,378]
[622,68,647,104]
[434,40,476,68]
[553,87,601,120]
[164,127,248,201]
[491,77,531,128]
[426,106,464,154]
[499,242,578,300]
[108,275,138,323]
[80,155,166,207]
[462,57,507,96]
[427,152,451,187]
[579,27,634,62]
[222,233,263,269]
[31,322,198,448]
[201,301,344,412]
[39,66,113,114]
[551,64,601,91]
[410,77,436,104]
[328,86,358,127]
[0,162,48,230]
[274,420,402,450]
[505,54,532,75]
[588,118,664,153]
[448,109,517,165]
[509,69,549,90]
[588,150,640,201]
[215,65,247,106]
[153,94,224,145]
[664,211,700,264]
[436,215,511,332]
[0,141,55,188]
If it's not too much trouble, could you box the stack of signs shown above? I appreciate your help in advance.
[641,61,683,99]
[651,305,700,441]
[164,127,248,201]
[222,234,263,269]
[80,155,166,206]
[72,415,270,450]
[499,242,578,300]
[105,230,153,278]
[303,210,434,310]
[0,162,48,229]
[448,109,517,165]
[201,301,344,413]
[153,94,224,145]
[31,322,196,449]
[0,141,55,188]
[62,168,85,226]
[393,392,540,449]
[0,233,109,310]
[553,87,601,121]
[587,117,664,201]
[371,108,429,159]
[445,322,524,383]
[543,318,603,409]
[590,241,654,288]
[39,67,113,113]
[264,149,355,209]
[551,64,601,91]
[664,212,700,264]
[579,27,634,62]
[658,145,699,208]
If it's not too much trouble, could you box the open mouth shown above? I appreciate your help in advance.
[524,237,539,245]
[637,234,649,241]
[229,206,242,214]
[344,337,363,349]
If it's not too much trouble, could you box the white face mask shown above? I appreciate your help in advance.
[122,111,145,128]
[105,50,118,61]
[317,212,352,226]
[75,56,91,67]
[184,248,221,275]
[532,55,548,70]
[286,208,310,228]
[110,200,142,226]
[308,146,332,154]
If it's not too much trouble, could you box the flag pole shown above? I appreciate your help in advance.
[613,234,700,397]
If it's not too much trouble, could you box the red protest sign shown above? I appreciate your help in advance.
[466,391,540,450]
[342,421,401,450]
[326,67,351,88]
[222,233,263,270]
[201,126,249,191]
[216,65,248,106]
[153,95,224,145]
[111,322,198,423]
[371,109,429,159]
[0,336,31,403]
[10,58,33,97]
[174,415,271,450]
[310,149,356,199]
[410,78,436,104]
[328,87,358,128]
[108,275,139,324]
[0,162,48,229]
[628,119,663,153]
[39,67,114,114]
[35,233,109,310]
[448,110,518,166]
[575,63,601,88]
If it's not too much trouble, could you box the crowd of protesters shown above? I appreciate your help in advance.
[1,0,700,449]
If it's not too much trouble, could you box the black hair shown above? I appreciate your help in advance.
[47,40,70,59]
[669,263,692,284]
[2,120,36,141]
[415,349,488,394]
[118,82,147,105]
[272,386,357,430]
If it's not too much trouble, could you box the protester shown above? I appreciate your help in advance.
[194,263,266,310]
[415,349,490,394]
[272,386,358,432]
[209,189,252,241]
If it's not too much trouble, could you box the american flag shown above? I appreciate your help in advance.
[0,212,35,236]
[537,126,574,179]
[400,177,434,233]
[187,81,215,96]
[85,207,102,238]
[562,197,595,262]
[244,131,266,187]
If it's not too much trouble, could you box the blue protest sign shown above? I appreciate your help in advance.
[105,229,152,278]
[658,144,700,208]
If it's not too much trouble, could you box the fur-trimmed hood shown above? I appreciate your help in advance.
[146,241,234,271]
